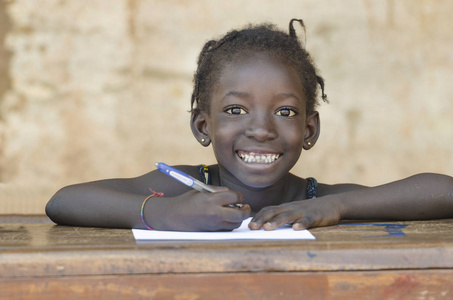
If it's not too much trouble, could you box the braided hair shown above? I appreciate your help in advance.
[191,19,328,116]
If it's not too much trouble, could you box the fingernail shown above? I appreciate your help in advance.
[264,222,273,229]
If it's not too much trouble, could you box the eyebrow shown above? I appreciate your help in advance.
[274,92,301,102]
[222,91,301,102]
[221,91,250,101]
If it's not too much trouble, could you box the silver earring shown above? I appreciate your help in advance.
[201,138,206,143]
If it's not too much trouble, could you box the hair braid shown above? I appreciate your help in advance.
[316,75,328,102]
[289,18,306,45]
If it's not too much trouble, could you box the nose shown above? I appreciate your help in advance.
[244,112,278,142]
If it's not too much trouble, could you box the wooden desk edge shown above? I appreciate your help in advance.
[1,245,453,278]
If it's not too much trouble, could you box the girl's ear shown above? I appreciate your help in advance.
[303,111,320,150]
[190,110,211,147]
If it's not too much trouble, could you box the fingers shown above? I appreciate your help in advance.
[203,205,251,231]
[292,215,314,230]
[217,218,247,231]
[250,212,312,231]
[249,206,291,230]
[207,185,230,193]
[221,203,251,230]
[198,185,249,212]
[208,189,245,208]
[251,209,338,231]
[223,203,251,223]
[248,204,321,231]
[261,212,296,230]
[194,189,250,225]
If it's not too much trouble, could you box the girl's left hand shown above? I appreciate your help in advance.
[248,197,343,231]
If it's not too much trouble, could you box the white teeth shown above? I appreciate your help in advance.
[238,152,280,164]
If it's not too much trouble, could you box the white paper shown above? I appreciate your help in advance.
[132,217,316,240]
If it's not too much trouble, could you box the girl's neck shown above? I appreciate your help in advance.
[210,164,306,214]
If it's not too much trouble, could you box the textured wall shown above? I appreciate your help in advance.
[0,0,452,214]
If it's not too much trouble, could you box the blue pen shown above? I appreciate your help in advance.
[155,162,216,193]
[155,162,242,208]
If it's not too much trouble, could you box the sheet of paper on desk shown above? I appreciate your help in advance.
[132,217,315,240]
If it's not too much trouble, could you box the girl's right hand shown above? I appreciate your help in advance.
[146,187,251,231]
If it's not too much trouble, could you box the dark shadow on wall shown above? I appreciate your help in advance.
[0,0,12,108]
[0,0,13,182]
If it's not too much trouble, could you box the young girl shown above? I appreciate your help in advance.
[45,19,453,232]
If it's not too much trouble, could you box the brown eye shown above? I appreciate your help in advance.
[276,108,297,117]
[225,107,247,115]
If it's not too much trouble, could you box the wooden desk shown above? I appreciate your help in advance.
[1,219,453,299]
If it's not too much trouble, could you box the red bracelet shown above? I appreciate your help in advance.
[140,189,164,230]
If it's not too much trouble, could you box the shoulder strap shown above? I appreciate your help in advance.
[306,177,318,199]
[197,164,210,185]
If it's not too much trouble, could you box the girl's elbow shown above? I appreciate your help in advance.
[46,194,60,223]
[45,188,69,224]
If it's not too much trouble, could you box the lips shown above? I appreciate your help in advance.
[237,150,281,164]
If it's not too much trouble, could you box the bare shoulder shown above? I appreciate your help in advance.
[317,182,368,197]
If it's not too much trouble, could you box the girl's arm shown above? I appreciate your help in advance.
[46,167,250,231]
[249,173,453,230]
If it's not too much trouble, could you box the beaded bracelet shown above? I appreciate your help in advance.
[140,189,164,230]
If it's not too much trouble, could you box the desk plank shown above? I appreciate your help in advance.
[1,219,453,278]
[1,270,452,300]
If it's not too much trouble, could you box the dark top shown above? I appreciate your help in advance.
[197,164,318,199]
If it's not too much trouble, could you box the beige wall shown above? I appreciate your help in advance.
[0,0,452,214]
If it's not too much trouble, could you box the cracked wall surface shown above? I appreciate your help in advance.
[0,0,452,214]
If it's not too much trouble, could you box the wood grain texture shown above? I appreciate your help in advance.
[1,219,453,299]
[1,271,452,300]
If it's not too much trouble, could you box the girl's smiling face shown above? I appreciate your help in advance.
[193,52,319,189]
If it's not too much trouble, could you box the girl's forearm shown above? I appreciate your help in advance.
[46,183,152,229]
[338,173,453,221]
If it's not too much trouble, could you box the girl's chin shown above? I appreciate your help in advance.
[234,173,284,190]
